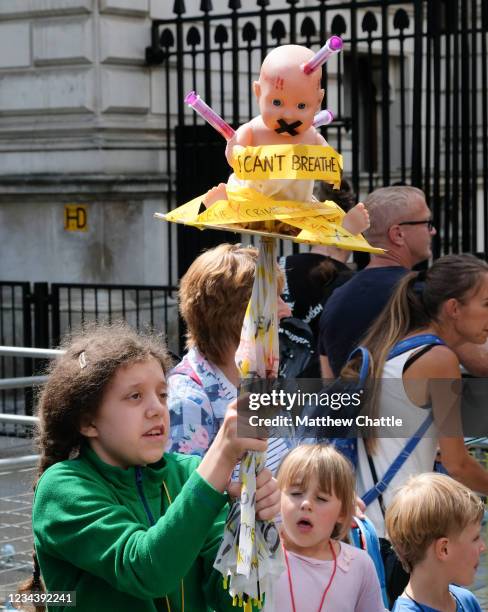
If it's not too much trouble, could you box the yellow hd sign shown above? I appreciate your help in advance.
[231,144,342,186]
[64,204,88,231]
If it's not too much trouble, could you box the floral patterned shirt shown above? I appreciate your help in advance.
[168,346,290,474]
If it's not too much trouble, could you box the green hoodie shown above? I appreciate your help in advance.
[32,446,238,612]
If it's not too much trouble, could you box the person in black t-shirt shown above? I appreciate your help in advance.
[318,185,436,377]
[279,180,356,378]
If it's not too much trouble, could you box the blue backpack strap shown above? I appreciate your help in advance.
[387,333,445,360]
[345,346,370,388]
[349,516,389,608]
[361,412,434,507]
[361,333,445,508]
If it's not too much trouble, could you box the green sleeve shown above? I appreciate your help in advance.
[33,465,228,600]
[199,500,235,611]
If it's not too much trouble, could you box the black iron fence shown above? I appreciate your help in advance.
[146,0,487,269]
[0,281,179,423]
[0,283,34,424]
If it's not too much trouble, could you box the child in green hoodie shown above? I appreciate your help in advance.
[22,323,279,612]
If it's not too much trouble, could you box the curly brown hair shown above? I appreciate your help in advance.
[35,321,172,478]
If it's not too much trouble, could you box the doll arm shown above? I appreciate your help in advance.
[315,129,329,147]
[225,122,254,166]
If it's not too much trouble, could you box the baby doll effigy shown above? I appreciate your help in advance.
[161,37,383,255]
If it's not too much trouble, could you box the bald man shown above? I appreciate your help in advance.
[319,186,436,377]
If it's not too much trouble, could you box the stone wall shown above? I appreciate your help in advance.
[0,0,175,285]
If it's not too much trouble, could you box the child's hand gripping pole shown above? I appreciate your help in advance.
[302,35,343,75]
[184,91,236,141]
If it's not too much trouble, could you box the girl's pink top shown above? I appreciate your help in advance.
[272,542,386,612]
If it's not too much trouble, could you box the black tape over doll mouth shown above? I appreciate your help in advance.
[275,118,302,135]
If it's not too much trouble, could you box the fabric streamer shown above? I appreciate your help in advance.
[214,238,285,611]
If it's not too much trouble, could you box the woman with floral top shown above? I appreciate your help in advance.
[168,243,291,474]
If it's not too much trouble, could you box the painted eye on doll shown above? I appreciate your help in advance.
[297,102,306,109]
[272,99,282,107]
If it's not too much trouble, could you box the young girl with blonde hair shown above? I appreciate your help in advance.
[272,444,385,611]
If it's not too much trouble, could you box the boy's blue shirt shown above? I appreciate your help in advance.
[392,585,482,611]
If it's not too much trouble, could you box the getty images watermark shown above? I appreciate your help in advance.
[246,388,402,429]
[236,378,488,439]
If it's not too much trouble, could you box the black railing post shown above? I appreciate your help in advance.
[33,282,50,349]
[482,0,488,255]
[452,0,460,253]
[431,0,442,258]
[380,2,390,185]
[51,284,61,347]
[22,283,34,415]
[349,0,360,197]
[286,0,298,44]
[145,21,166,64]
[470,0,478,253]
[230,0,241,126]
[257,0,269,60]
[460,0,471,252]
[411,0,424,187]
[201,1,213,105]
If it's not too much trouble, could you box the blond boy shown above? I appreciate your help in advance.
[386,473,485,611]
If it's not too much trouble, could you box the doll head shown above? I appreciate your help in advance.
[253,45,324,137]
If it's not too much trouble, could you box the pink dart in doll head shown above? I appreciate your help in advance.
[253,45,325,137]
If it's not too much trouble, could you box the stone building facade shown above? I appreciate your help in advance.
[0,0,176,285]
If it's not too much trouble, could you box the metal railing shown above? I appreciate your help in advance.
[0,282,180,423]
[0,348,47,601]
[0,347,58,470]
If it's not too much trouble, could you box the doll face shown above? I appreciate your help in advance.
[255,67,323,137]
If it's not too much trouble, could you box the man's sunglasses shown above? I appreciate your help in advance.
[398,220,434,231]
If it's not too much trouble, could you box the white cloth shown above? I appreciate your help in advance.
[227,172,314,203]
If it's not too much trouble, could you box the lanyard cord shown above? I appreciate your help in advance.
[162,481,185,612]
[404,590,463,612]
[283,541,337,612]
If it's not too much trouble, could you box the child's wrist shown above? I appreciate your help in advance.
[197,442,236,492]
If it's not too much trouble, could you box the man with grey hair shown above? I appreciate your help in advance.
[318,185,435,377]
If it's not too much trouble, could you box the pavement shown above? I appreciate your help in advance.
[0,434,36,611]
